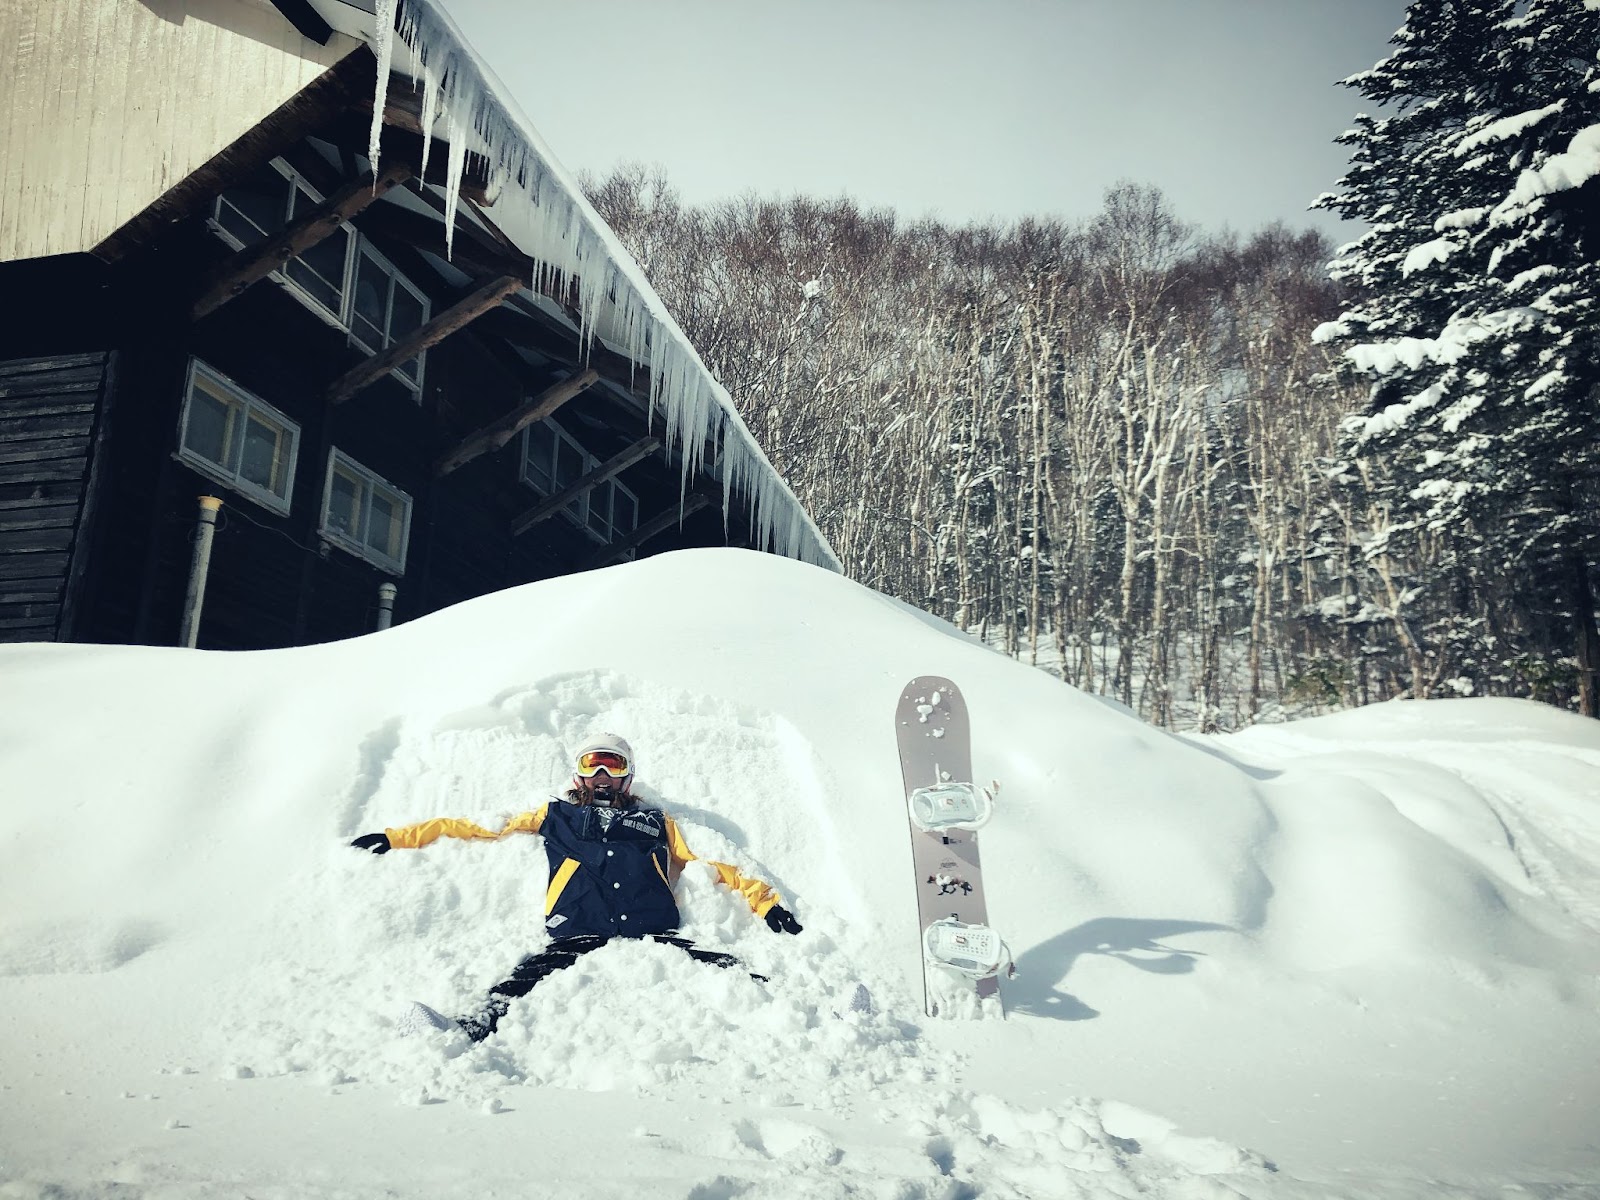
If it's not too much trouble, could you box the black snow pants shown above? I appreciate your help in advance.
[458,934,757,1042]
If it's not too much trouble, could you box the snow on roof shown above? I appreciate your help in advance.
[312,0,838,571]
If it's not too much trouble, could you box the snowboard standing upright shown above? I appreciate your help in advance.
[895,676,1007,1017]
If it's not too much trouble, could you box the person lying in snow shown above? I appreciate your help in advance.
[350,733,802,1041]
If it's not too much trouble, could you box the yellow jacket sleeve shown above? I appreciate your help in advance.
[664,815,780,917]
[385,804,547,850]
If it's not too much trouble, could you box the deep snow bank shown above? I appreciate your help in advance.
[3,549,1599,1198]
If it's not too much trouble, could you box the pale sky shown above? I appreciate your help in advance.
[440,0,1411,241]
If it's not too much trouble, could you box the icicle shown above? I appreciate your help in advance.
[373,0,840,571]
[368,0,398,174]
[417,60,439,186]
[442,108,467,260]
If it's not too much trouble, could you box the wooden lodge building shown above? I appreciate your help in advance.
[0,0,835,650]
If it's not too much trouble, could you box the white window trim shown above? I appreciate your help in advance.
[317,449,413,576]
[176,359,301,517]
[207,159,355,331]
[348,239,430,396]
[519,418,641,545]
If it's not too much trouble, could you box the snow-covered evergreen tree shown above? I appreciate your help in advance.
[1315,0,1600,715]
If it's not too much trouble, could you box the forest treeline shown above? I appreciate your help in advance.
[584,139,1595,728]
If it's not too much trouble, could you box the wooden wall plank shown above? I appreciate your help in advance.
[0,458,87,485]
[0,480,86,508]
[0,551,69,581]
[0,621,61,638]
[0,503,80,530]
[56,347,117,641]
[0,362,105,382]
[0,414,100,440]
[0,526,76,553]
[0,438,91,465]
[0,401,100,423]
[0,348,106,638]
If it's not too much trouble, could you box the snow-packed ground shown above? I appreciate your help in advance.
[2,549,1598,1199]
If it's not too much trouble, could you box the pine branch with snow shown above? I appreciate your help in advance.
[1314,0,1600,715]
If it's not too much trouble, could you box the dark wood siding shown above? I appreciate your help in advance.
[0,351,115,642]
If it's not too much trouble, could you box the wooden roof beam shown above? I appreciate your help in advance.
[584,492,713,571]
[511,435,660,537]
[192,162,413,320]
[327,273,523,405]
[434,368,599,476]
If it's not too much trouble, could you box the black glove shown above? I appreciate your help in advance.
[764,904,802,935]
[351,832,391,854]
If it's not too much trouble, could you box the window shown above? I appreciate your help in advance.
[210,158,431,396]
[177,360,300,515]
[349,241,430,394]
[521,419,587,522]
[211,160,353,325]
[585,474,638,543]
[319,451,413,574]
[520,418,640,543]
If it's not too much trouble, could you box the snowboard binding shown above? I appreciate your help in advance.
[921,917,1013,980]
[908,781,995,833]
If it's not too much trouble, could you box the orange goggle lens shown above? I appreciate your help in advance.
[575,750,632,777]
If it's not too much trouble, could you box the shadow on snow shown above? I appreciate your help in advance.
[1008,917,1234,1020]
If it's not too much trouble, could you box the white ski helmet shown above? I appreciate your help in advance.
[572,733,635,795]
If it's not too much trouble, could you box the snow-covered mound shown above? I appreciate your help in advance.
[2,549,1598,1199]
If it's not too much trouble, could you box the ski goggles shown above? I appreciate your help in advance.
[574,749,632,778]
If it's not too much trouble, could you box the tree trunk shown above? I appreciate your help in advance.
[1570,547,1600,718]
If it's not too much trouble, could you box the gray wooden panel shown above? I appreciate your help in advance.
[0,438,92,466]
[0,412,104,440]
[0,354,105,377]
[0,458,87,485]
[0,399,100,421]
[0,621,59,640]
[0,527,76,554]
[0,551,70,581]
[0,600,61,625]
[0,350,109,639]
[0,503,81,530]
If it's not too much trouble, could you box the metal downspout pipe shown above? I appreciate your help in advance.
[375,582,397,631]
[179,495,223,649]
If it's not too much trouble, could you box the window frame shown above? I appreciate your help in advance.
[586,473,639,543]
[207,157,431,397]
[317,449,414,576]
[347,239,431,396]
[519,416,588,524]
[175,359,301,517]
[518,417,642,544]
[208,159,355,329]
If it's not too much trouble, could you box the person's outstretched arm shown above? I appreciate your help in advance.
[664,816,802,934]
[350,804,548,854]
